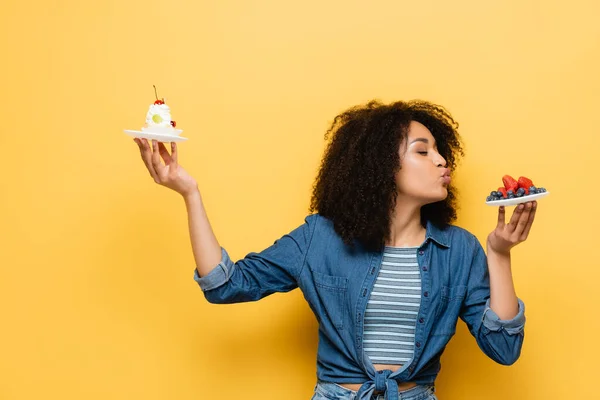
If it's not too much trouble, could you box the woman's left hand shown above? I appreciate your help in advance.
[487,201,538,255]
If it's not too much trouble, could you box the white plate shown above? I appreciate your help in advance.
[124,129,188,142]
[486,191,549,206]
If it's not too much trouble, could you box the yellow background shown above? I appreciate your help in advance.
[1,0,598,399]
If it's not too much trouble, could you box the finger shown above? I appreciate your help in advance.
[151,140,165,179]
[139,138,159,182]
[170,142,178,167]
[513,202,533,237]
[506,203,525,233]
[519,201,537,241]
[157,142,173,164]
[497,206,506,229]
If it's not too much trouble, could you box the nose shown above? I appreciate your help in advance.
[436,155,447,168]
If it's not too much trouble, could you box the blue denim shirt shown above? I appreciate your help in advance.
[193,214,526,400]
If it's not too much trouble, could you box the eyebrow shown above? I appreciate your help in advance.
[409,138,436,146]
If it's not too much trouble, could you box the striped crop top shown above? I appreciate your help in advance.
[363,246,421,365]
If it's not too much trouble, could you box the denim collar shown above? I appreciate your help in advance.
[425,219,450,248]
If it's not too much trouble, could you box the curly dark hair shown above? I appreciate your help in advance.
[308,99,465,252]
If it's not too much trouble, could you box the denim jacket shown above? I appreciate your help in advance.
[193,214,526,400]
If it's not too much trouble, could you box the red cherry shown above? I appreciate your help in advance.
[170,120,176,127]
[152,86,164,105]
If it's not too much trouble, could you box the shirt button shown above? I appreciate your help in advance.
[416,342,421,348]
[419,318,425,323]
[362,288,367,296]
[422,266,428,271]
[419,250,424,255]
[424,292,429,297]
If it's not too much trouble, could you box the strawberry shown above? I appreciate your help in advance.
[497,187,508,198]
[518,176,534,194]
[502,175,519,192]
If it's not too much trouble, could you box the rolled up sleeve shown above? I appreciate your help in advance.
[193,214,317,304]
[459,234,526,365]
[482,297,526,335]
[194,247,236,292]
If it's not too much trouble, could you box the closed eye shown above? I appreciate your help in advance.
[418,151,428,155]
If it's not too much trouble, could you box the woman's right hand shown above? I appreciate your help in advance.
[134,138,198,197]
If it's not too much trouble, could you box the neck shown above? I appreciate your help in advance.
[386,198,426,248]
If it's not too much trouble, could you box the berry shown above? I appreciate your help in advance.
[488,176,546,203]
[170,120,176,127]
[502,175,519,192]
[518,176,534,194]
[154,99,164,105]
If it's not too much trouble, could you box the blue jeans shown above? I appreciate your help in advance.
[311,380,438,400]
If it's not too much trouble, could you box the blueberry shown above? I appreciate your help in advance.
[516,192,523,197]
[486,196,493,202]
[517,188,525,195]
[529,186,536,194]
[508,194,515,199]
[539,187,546,192]
[507,190,514,196]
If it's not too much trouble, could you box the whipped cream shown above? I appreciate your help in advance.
[145,103,172,128]
[142,102,182,135]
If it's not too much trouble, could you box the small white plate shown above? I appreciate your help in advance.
[124,129,188,142]
[486,191,549,206]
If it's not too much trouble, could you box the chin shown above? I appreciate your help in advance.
[422,191,448,206]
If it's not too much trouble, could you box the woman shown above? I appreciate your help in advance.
[133,100,535,400]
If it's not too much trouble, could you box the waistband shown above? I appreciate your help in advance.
[315,380,436,400]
